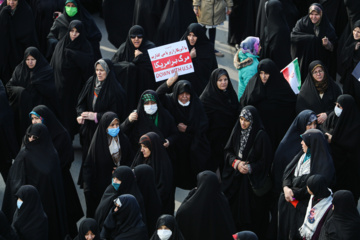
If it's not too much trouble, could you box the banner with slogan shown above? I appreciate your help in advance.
[148,40,194,82]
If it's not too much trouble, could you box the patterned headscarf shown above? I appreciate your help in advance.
[142,93,157,103]
[240,37,260,55]
[238,108,253,158]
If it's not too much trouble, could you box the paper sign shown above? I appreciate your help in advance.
[148,40,194,82]
[352,61,360,82]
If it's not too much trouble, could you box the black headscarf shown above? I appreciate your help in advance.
[0,0,38,83]
[74,218,100,240]
[272,110,317,193]
[291,3,337,80]
[12,185,48,240]
[180,23,218,96]
[176,171,236,240]
[344,0,360,31]
[240,58,296,150]
[307,174,331,204]
[150,214,185,240]
[94,166,146,231]
[233,231,259,240]
[100,194,148,240]
[296,60,342,115]
[133,164,162,236]
[132,132,173,214]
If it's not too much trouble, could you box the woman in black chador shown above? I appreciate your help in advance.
[321,94,360,202]
[51,20,94,139]
[12,185,48,240]
[0,0,38,84]
[291,3,337,80]
[2,124,68,240]
[111,25,156,113]
[222,106,273,239]
[76,59,126,187]
[200,68,239,173]
[6,47,59,145]
[132,132,174,214]
[47,0,101,61]
[179,23,218,96]
[150,214,185,240]
[83,112,133,218]
[157,76,210,190]
[278,129,335,240]
[73,218,100,240]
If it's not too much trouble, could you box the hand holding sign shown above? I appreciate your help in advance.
[166,71,178,87]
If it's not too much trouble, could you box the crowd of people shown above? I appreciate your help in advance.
[1,0,360,239]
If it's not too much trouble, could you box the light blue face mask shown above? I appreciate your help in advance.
[108,127,120,137]
[112,181,120,191]
[17,200,23,209]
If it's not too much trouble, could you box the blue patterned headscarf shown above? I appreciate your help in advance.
[240,37,260,55]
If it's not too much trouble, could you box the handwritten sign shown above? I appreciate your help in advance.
[148,40,194,82]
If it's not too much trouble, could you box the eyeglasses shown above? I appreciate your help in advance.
[130,34,143,39]
[27,134,39,140]
[312,70,324,75]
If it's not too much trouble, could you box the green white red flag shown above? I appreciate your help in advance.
[280,58,301,94]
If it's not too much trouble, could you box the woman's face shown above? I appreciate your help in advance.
[353,27,360,41]
[69,27,80,41]
[178,92,191,104]
[187,32,197,46]
[130,35,143,48]
[309,11,321,24]
[306,120,317,130]
[259,71,270,84]
[140,144,151,158]
[27,134,38,142]
[31,114,42,124]
[107,119,119,130]
[7,0,18,10]
[312,66,324,82]
[66,2,75,7]
[113,177,121,184]
[239,116,251,130]
[158,225,170,230]
[144,100,156,106]
[85,230,95,240]
[96,64,107,81]
[301,140,308,153]
[217,74,229,91]
[26,55,36,69]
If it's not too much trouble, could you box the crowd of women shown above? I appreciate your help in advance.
[1,0,360,239]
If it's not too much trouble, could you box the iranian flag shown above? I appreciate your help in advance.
[280,58,301,94]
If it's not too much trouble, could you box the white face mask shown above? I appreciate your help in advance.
[144,104,158,115]
[157,229,172,240]
[178,99,190,107]
[334,106,342,117]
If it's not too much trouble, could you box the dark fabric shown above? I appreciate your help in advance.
[180,23,218,96]
[2,124,68,240]
[31,105,83,237]
[100,194,148,240]
[228,0,259,45]
[83,112,133,217]
[156,80,210,189]
[0,0,38,84]
[321,94,360,199]
[131,132,174,214]
[278,129,335,240]
[234,231,259,240]
[6,47,59,145]
[200,68,239,172]
[132,0,165,42]
[307,174,331,201]
[102,0,135,48]
[47,0,101,61]
[120,90,178,153]
[339,20,360,110]
[240,58,296,151]
[150,214,185,240]
[0,210,18,240]
[74,218,100,240]
[76,58,127,187]
[320,0,348,38]
[319,190,360,240]
[290,3,338,80]
[0,80,18,182]
[12,185,48,240]
[272,110,316,194]
[155,0,197,46]
[176,171,235,240]
[112,25,156,112]
[133,165,162,236]
[221,106,273,239]
[261,0,292,70]
[296,60,342,116]
[94,166,146,231]
[50,20,94,139]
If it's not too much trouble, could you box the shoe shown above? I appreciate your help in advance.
[215,50,224,57]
